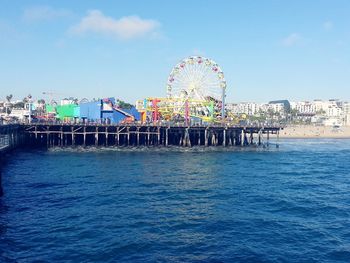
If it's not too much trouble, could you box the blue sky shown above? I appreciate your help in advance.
[1,0,349,103]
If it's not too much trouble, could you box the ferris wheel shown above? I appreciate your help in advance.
[167,56,226,102]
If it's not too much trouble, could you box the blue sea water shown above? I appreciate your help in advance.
[1,139,350,262]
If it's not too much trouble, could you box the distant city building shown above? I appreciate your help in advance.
[60,98,76,105]
[268,100,290,112]
[226,102,259,115]
[326,105,342,118]
[260,103,285,115]
[225,99,350,126]
[226,102,286,116]
[290,99,341,115]
[343,102,350,126]
[290,101,315,115]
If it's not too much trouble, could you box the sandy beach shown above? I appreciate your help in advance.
[278,125,350,139]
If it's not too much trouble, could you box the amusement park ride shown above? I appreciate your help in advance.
[136,56,227,125]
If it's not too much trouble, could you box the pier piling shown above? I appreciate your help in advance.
[14,124,281,148]
[0,168,3,197]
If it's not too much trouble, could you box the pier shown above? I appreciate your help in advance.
[22,123,281,148]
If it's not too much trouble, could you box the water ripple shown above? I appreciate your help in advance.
[1,139,350,262]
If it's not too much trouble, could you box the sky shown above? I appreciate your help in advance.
[0,0,350,103]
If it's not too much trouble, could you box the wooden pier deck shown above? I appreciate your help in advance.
[22,123,281,148]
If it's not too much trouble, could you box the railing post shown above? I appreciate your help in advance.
[223,128,226,147]
[165,128,169,147]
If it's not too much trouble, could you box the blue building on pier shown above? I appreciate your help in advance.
[79,98,140,124]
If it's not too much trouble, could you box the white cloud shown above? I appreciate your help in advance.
[281,33,302,47]
[69,10,160,40]
[323,21,333,31]
[23,6,72,22]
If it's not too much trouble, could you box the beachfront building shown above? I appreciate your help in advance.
[269,100,290,112]
[290,101,311,114]
[225,101,287,125]
[344,114,350,126]
[326,105,342,118]
[260,103,285,115]
[226,102,285,116]
[343,102,350,126]
[290,100,336,115]
[289,100,344,125]
[290,101,316,114]
[227,102,259,115]
[345,116,350,126]
[323,101,343,125]
[225,99,348,126]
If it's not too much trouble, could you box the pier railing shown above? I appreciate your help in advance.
[18,121,284,129]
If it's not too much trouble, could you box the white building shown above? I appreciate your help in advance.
[260,103,285,115]
[326,105,342,118]
[9,108,30,120]
[227,99,348,125]
[290,101,315,114]
[226,102,285,117]
[342,102,350,126]
[227,102,259,115]
[290,100,341,116]
[344,114,350,126]
[60,98,76,105]
[343,102,350,114]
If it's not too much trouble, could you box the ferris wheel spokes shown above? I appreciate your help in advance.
[166,56,226,121]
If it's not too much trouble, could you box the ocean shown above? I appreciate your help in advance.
[1,139,350,262]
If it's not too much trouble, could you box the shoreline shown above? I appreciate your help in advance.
[275,125,350,139]
[279,136,350,139]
